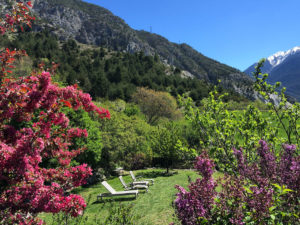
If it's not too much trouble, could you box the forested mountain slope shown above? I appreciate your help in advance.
[27,0,254,98]
[0,31,248,103]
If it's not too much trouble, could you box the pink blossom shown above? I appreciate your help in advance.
[0,55,109,224]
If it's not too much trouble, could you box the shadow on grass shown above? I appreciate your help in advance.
[136,170,178,178]
[93,197,138,204]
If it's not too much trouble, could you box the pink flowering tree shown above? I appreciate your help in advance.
[0,1,35,80]
[0,1,110,224]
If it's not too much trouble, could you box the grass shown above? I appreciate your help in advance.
[40,168,219,225]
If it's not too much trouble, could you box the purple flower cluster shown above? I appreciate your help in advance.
[235,141,299,196]
[175,152,217,224]
[257,140,277,179]
[174,141,300,224]
[217,174,246,225]
[194,152,215,179]
[280,144,300,191]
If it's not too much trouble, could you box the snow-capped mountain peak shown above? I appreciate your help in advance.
[267,46,300,67]
[244,45,300,101]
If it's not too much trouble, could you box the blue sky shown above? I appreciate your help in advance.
[84,0,300,71]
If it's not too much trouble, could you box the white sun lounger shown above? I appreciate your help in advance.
[130,171,154,185]
[97,181,138,201]
[119,176,148,192]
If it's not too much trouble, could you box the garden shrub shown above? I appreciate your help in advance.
[124,152,149,170]
[174,60,300,224]
[0,2,110,224]
[99,102,154,174]
[151,122,196,173]
[62,107,103,169]
[174,141,300,224]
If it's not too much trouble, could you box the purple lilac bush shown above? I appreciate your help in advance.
[175,152,217,224]
[174,140,300,224]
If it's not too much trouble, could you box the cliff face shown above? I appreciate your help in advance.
[30,0,254,97]
[32,0,153,53]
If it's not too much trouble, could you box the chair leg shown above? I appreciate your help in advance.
[97,194,103,201]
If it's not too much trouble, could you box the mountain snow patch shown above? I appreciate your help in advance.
[267,46,300,67]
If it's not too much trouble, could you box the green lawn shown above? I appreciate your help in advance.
[41,169,206,225]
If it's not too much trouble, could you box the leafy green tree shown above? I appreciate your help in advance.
[5,31,247,104]
[254,59,300,148]
[132,87,179,124]
[174,60,300,225]
[151,122,196,173]
[179,87,275,172]
[99,101,154,173]
[63,108,103,169]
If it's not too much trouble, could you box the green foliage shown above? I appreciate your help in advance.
[254,59,300,148]
[151,123,180,173]
[151,122,196,172]
[179,79,297,171]
[98,101,154,173]
[132,87,180,124]
[124,103,140,117]
[175,140,197,168]
[100,203,136,225]
[227,99,268,110]
[268,184,298,224]
[174,60,300,224]
[63,107,103,169]
[2,30,248,104]
[235,105,277,160]
[136,31,253,91]
[180,88,238,172]
[48,196,136,225]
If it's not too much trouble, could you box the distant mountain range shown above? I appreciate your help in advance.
[245,47,300,101]
[27,0,258,98]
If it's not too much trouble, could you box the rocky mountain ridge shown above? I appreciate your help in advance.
[23,0,254,98]
[245,46,300,101]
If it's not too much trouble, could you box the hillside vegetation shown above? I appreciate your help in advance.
[1,2,299,224]
[31,0,255,99]
[0,30,247,104]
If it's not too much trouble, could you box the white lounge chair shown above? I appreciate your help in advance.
[130,171,154,185]
[119,176,148,192]
[97,181,138,201]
